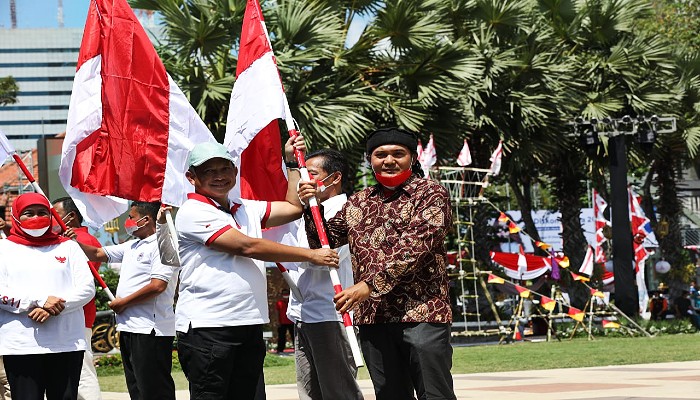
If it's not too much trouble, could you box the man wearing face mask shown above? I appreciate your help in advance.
[298,128,456,400]
[286,148,363,400]
[52,197,103,400]
[67,201,177,400]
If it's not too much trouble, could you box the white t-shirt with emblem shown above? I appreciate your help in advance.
[175,196,270,331]
[287,194,354,323]
[0,239,95,355]
[103,234,178,336]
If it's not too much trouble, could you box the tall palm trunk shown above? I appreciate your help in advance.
[551,149,589,308]
[655,152,685,302]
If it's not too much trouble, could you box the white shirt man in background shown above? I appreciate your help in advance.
[70,201,178,400]
[287,148,363,400]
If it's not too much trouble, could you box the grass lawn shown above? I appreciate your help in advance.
[98,333,700,392]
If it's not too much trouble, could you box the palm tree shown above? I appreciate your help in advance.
[130,0,483,171]
[541,0,685,312]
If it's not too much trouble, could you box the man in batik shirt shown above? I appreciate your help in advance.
[299,127,456,400]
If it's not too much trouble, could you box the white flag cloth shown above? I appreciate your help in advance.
[457,138,472,166]
[418,134,436,178]
[578,246,595,277]
[416,140,424,161]
[489,140,503,176]
[59,0,216,228]
[0,130,15,166]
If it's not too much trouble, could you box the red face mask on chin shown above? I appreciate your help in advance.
[374,168,412,189]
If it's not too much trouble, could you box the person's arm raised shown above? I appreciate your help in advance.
[266,135,306,228]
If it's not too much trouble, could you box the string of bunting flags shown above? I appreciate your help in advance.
[485,272,620,328]
[483,200,622,329]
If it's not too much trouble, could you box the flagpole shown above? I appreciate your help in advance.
[7,152,115,301]
[275,262,304,302]
[288,128,364,368]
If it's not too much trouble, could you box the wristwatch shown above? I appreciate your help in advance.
[285,161,299,169]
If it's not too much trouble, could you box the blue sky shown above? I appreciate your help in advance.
[0,0,89,29]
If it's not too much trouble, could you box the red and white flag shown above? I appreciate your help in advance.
[489,140,503,176]
[224,0,301,251]
[224,0,293,201]
[593,189,609,263]
[416,139,424,161]
[418,134,436,178]
[578,246,594,277]
[0,130,14,166]
[59,0,216,227]
[628,187,651,314]
[457,138,472,166]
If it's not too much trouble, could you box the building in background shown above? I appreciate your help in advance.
[0,28,81,151]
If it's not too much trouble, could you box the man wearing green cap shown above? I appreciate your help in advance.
[299,128,456,400]
[170,138,339,400]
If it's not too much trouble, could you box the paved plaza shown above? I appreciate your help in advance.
[102,360,700,399]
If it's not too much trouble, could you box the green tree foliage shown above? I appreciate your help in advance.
[0,76,18,106]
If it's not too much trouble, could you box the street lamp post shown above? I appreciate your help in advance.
[570,115,676,317]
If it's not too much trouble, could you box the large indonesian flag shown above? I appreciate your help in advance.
[59,0,216,227]
[224,0,293,201]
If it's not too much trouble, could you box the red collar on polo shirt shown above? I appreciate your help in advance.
[187,193,242,229]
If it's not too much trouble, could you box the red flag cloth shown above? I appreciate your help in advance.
[60,0,215,227]
[225,0,293,201]
[489,251,551,280]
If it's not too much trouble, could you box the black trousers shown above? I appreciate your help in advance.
[119,331,176,400]
[178,324,266,400]
[4,351,83,400]
[276,324,294,352]
[359,323,456,400]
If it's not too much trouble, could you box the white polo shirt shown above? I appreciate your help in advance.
[103,234,178,336]
[287,194,354,323]
[0,239,95,355]
[175,193,271,331]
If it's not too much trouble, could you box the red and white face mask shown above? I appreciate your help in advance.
[14,215,52,237]
[124,216,147,236]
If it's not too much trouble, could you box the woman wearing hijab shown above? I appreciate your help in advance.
[0,193,95,400]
